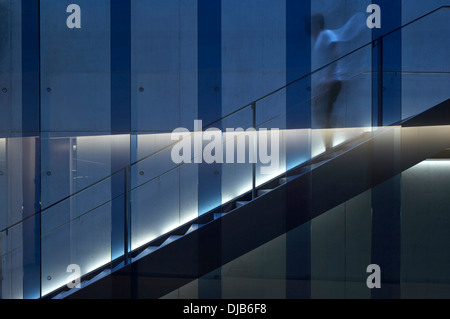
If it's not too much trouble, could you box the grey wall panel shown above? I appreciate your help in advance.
[0,1,11,133]
[311,203,346,299]
[40,0,111,133]
[0,0,22,135]
[0,139,6,227]
[131,0,198,133]
[402,0,450,23]
[221,234,286,299]
[345,190,371,299]
[72,135,113,192]
[179,0,198,131]
[222,0,286,120]
[311,189,372,299]
[401,160,450,298]
[0,138,25,232]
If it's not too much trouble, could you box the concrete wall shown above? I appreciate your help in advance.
[0,0,22,136]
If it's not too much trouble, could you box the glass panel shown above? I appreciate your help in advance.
[40,134,124,208]
[0,138,6,229]
[255,88,288,187]
[130,133,198,252]
[0,136,37,298]
[221,106,253,204]
[132,133,179,190]
[0,3,24,299]
[130,168,181,251]
[0,223,23,299]
[40,171,116,297]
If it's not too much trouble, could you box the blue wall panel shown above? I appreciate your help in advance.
[371,0,402,299]
[22,0,40,299]
[198,0,222,216]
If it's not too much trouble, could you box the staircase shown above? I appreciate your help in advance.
[48,99,450,299]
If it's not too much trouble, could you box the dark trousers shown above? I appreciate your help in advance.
[312,80,342,150]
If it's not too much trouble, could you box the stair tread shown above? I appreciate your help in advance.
[133,246,159,262]
[185,224,205,235]
[161,235,182,247]
[214,212,228,219]
[279,174,302,184]
[236,201,250,208]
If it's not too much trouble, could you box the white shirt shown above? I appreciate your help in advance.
[311,29,342,96]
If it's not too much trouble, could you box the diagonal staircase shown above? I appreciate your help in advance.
[48,98,450,299]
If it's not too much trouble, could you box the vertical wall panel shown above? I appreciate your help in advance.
[198,0,221,216]
[40,0,111,133]
[0,0,22,135]
[222,0,286,118]
[130,1,199,259]
[401,0,450,22]
[371,0,402,300]
[131,0,198,133]
[22,0,40,299]
[375,0,402,125]
[401,3,450,119]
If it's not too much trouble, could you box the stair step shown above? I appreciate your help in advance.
[133,246,159,262]
[53,269,111,299]
[161,235,182,247]
[185,224,204,235]
[257,189,272,196]
[214,212,228,219]
[311,159,329,169]
[111,261,125,273]
[133,235,184,262]
[236,201,250,208]
[279,174,301,185]
[86,269,111,286]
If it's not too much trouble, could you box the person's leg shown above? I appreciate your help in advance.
[325,80,342,128]
[324,80,342,151]
[311,90,329,157]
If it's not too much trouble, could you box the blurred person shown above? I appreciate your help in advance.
[309,12,366,154]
